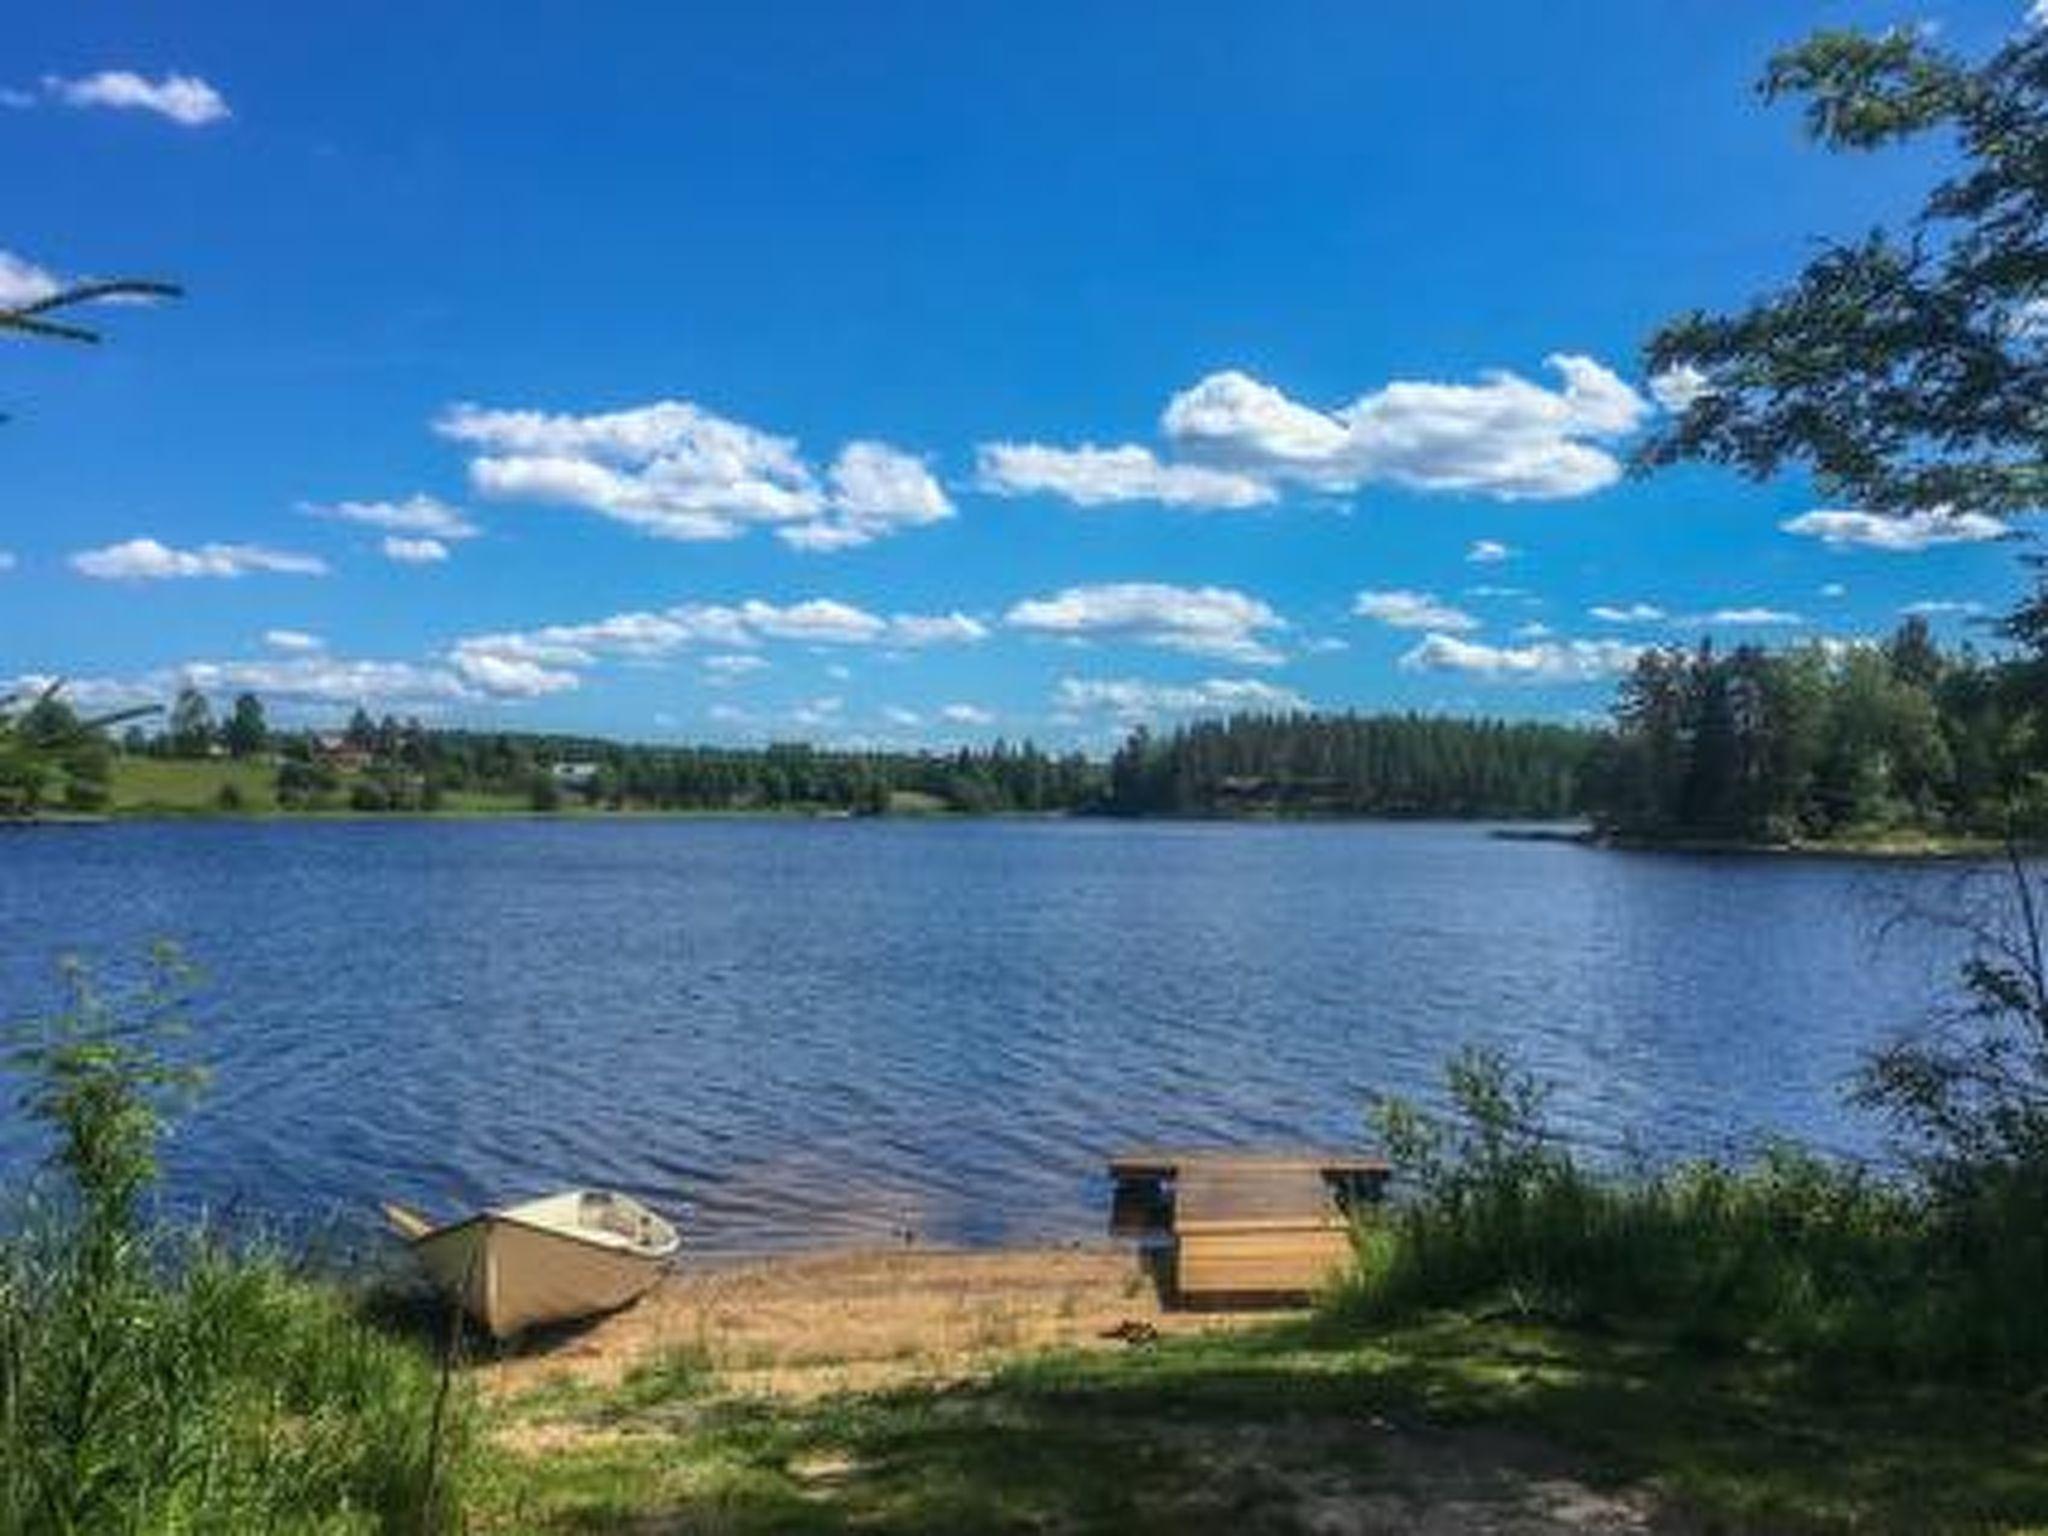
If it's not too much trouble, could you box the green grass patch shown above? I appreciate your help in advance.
[3,951,473,1533]
[475,1315,2048,1533]
[429,788,532,815]
[883,790,953,815]
[109,755,281,814]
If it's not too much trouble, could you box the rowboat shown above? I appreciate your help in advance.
[381,1189,680,1338]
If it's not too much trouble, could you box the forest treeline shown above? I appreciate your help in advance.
[10,602,2035,835]
[1584,611,2036,844]
[79,696,1601,819]
[1102,714,1593,817]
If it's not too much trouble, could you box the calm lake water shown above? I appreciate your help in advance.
[0,819,1980,1254]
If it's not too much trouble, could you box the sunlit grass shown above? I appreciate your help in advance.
[108,755,279,813]
[473,1309,2048,1533]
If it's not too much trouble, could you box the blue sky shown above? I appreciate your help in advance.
[2,2,2033,747]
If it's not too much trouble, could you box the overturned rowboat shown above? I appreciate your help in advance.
[382,1189,680,1338]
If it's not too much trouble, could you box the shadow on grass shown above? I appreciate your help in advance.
[479,1313,2048,1535]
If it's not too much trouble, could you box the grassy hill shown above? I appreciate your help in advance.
[109,756,281,814]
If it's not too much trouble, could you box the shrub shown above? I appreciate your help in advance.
[1338,1046,2040,1384]
[0,950,471,1532]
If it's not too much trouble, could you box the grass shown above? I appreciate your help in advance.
[97,757,891,819]
[1,951,472,1534]
[469,1044,2048,1531]
[472,1307,2048,1533]
[1349,1060,2048,1385]
[0,1216,472,1534]
[108,756,281,814]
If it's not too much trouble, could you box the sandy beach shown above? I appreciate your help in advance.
[477,1243,1274,1401]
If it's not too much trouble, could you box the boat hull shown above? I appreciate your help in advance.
[412,1213,669,1337]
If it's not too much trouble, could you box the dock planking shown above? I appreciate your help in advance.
[1107,1148,1389,1305]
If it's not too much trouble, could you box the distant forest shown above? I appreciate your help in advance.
[1102,715,1592,818]
[16,598,2040,837]
[97,700,1596,819]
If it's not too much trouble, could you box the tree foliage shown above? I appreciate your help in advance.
[1102,712,1592,818]
[1640,23,2048,521]
[0,684,145,817]
[1585,614,2042,843]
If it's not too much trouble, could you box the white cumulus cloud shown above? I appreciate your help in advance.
[985,355,1646,511]
[1466,539,1515,564]
[1353,589,1479,633]
[1686,607,1805,627]
[439,399,949,552]
[174,656,469,706]
[884,612,991,647]
[1781,507,2011,552]
[702,653,769,685]
[1053,676,1310,721]
[1158,354,1648,501]
[1005,582,1286,664]
[308,494,478,540]
[1589,602,1666,623]
[447,598,985,699]
[381,536,449,565]
[263,629,324,653]
[779,441,954,550]
[1400,633,1644,684]
[939,703,996,727]
[975,442,1273,510]
[21,655,474,714]
[42,71,230,126]
[70,539,327,580]
[0,250,60,309]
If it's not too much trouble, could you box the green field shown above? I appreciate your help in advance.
[108,755,283,814]
[104,758,542,817]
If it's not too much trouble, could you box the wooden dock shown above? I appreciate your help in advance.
[1107,1148,1390,1306]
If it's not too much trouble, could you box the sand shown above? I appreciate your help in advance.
[477,1242,1267,1401]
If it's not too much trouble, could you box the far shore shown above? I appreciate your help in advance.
[1493,824,2016,861]
[12,806,2015,860]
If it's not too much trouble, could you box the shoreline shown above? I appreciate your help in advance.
[478,1243,1258,1403]
[1495,825,2016,861]
[18,809,2013,859]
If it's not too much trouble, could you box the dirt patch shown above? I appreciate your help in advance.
[479,1244,1269,1402]
[1159,1419,1690,1535]
[1326,1424,1688,1534]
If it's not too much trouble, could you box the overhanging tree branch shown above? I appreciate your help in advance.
[1,279,183,345]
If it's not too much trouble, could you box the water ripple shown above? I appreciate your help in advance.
[0,819,1974,1253]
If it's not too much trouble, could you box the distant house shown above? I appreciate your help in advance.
[310,733,374,773]
[551,760,601,790]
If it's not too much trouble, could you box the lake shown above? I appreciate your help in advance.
[0,818,1980,1255]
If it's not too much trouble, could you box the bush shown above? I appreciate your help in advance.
[527,772,563,813]
[349,778,392,813]
[1337,1046,2043,1384]
[275,759,340,810]
[0,950,471,1532]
